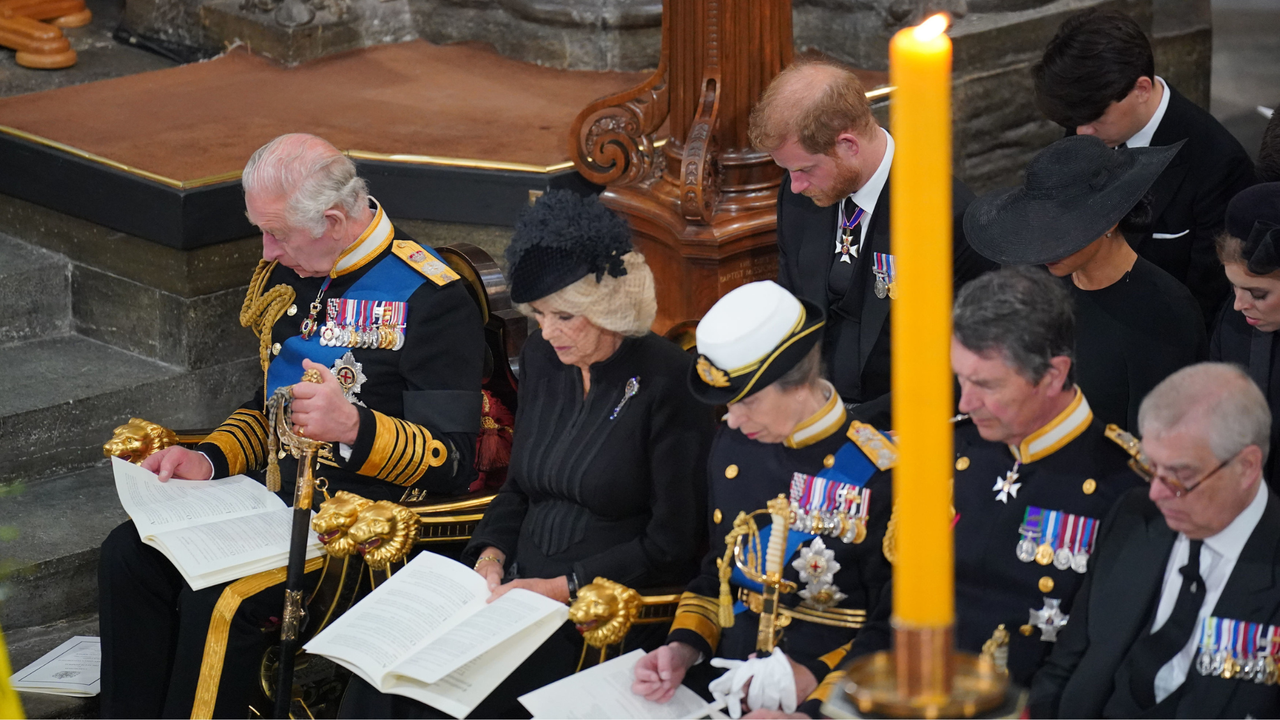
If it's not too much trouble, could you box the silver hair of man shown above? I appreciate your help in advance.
[1138,362,1272,465]
[242,134,369,238]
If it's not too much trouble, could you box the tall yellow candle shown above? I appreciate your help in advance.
[889,14,954,629]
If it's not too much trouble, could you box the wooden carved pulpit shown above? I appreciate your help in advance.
[569,0,793,334]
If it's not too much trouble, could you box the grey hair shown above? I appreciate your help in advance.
[774,343,825,391]
[953,266,1076,389]
[1138,362,1272,465]
[513,251,656,337]
[242,133,369,238]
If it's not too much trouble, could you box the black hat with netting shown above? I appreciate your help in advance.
[505,190,633,304]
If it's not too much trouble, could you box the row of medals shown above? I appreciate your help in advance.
[792,507,867,545]
[319,322,405,351]
[873,273,897,300]
[1016,534,1089,574]
[1196,649,1280,684]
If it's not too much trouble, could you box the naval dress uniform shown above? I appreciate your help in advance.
[843,389,1144,690]
[666,387,895,706]
[98,200,486,719]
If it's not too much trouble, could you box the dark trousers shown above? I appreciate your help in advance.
[98,521,285,719]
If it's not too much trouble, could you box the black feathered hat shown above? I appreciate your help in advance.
[505,190,633,304]
[1226,182,1280,275]
[964,135,1182,265]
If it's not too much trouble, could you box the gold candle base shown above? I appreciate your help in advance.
[832,625,1010,719]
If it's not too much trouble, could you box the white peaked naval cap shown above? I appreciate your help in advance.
[697,280,804,371]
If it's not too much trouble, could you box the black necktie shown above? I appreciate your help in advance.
[828,197,862,298]
[1127,539,1206,708]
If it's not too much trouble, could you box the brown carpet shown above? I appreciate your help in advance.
[0,40,648,182]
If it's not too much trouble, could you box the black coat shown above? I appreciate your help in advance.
[847,400,1143,687]
[667,415,894,685]
[462,331,713,588]
[1125,84,1256,326]
[1210,304,1280,493]
[775,170,994,424]
[1030,487,1280,719]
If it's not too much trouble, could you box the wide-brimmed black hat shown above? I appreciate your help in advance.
[964,135,1183,265]
[505,190,632,304]
[688,281,825,405]
[1227,182,1280,275]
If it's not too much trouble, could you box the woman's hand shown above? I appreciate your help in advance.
[632,642,700,703]
[473,547,506,592]
[487,576,569,604]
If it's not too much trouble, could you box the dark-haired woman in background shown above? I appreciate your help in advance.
[339,190,714,718]
[964,135,1207,429]
[1211,182,1280,491]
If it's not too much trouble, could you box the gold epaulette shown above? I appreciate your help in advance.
[847,421,897,470]
[1104,423,1154,481]
[392,240,461,287]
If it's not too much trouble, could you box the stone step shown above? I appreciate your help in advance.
[4,615,100,720]
[0,463,126,634]
[0,334,259,484]
[0,232,70,346]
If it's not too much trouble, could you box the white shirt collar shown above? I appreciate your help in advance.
[332,197,393,277]
[849,128,894,216]
[1202,478,1267,560]
[1124,76,1170,149]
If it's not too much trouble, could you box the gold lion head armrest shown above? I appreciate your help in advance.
[103,417,180,464]
[312,494,419,570]
[568,579,684,650]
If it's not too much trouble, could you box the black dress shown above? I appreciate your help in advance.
[1068,257,1207,431]
[1211,302,1280,491]
[340,330,715,718]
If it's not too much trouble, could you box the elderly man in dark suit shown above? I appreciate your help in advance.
[1034,9,1257,328]
[746,56,993,426]
[1030,362,1280,718]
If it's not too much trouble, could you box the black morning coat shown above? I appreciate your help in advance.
[774,164,995,426]
[1115,83,1256,327]
[1030,487,1280,718]
[844,391,1143,688]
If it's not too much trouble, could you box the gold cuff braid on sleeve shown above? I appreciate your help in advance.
[670,591,722,651]
[357,410,448,487]
[202,409,269,477]
[806,668,848,705]
[189,556,325,720]
[817,640,854,670]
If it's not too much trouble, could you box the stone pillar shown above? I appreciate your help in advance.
[569,0,793,332]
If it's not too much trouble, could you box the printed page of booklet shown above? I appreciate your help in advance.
[519,649,716,720]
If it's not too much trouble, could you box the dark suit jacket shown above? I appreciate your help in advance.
[775,170,992,425]
[1126,84,1256,327]
[1030,487,1280,718]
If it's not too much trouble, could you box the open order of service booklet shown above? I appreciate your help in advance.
[111,456,322,590]
[519,649,718,719]
[304,551,569,719]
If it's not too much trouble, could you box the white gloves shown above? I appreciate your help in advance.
[708,648,798,719]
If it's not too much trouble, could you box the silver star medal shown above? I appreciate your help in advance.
[1027,597,1069,642]
[834,235,853,264]
[993,467,1021,504]
[792,538,847,610]
[331,351,367,405]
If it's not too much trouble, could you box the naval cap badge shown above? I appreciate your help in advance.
[696,355,730,388]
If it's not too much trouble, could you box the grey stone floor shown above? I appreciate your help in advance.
[1210,0,1280,161]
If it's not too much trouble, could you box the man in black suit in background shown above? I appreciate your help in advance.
[747,56,993,426]
[1031,362,1280,718]
[1034,10,1256,328]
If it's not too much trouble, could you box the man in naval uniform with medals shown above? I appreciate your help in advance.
[97,133,485,718]
[632,280,894,718]
[840,267,1144,692]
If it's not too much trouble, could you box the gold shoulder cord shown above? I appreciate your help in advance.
[239,260,296,403]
